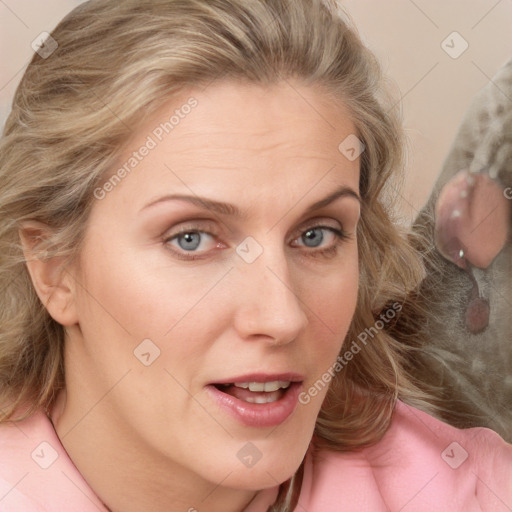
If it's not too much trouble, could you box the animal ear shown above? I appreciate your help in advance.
[18,221,78,326]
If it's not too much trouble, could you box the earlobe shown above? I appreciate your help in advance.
[19,221,78,327]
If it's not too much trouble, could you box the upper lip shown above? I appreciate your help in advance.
[210,373,304,385]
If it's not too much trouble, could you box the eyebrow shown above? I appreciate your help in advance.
[140,185,360,217]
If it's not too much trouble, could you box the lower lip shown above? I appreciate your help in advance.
[205,382,302,428]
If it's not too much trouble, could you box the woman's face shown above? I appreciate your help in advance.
[56,81,361,499]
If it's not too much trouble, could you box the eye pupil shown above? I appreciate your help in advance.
[302,228,324,247]
[178,232,201,251]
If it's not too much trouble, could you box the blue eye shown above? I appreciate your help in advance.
[167,231,216,253]
[294,226,344,250]
[177,232,201,251]
[301,228,325,247]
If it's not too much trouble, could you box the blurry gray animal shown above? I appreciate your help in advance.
[397,59,512,441]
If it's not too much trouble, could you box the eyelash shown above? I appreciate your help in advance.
[162,223,350,261]
[291,225,349,260]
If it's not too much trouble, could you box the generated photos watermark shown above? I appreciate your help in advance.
[94,97,198,200]
[299,301,402,405]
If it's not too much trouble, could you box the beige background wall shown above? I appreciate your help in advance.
[1,1,511,222]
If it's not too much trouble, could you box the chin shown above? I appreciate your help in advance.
[223,464,298,491]
[220,437,310,491]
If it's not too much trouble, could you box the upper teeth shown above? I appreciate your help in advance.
[234,381,291,392]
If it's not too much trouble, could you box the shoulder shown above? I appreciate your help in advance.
[0,409,107,511]
[298,401,512,512]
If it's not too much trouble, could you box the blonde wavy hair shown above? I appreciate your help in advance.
[0,0,433,509]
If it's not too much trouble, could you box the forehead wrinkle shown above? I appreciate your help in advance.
[160,134,341,163]
[167,116,339,154]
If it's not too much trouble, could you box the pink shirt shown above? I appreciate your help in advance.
[0,401,510,511]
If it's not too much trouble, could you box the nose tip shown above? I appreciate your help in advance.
[233,264,309,346]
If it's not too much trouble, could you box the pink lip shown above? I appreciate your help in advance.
[211,373,304,385]
[206,373,304,428]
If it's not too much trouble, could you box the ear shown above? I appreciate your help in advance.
[19,221,78,326]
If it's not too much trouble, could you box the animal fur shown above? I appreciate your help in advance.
[397,59,512,441]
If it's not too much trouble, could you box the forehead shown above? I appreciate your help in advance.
[155,80,355,155]
[100,80,360,211]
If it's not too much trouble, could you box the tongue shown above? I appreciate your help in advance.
[219,384,283,402]
[434,170,510,269]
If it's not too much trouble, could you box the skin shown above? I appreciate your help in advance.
[33,81,361,512]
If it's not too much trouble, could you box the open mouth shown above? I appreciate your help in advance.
[207,377,303,427]
[213,381,292,404]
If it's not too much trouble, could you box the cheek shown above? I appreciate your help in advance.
[75,243,197,334]
[72,243,232,377]
[300,253,359,381]
[306,254,359,333]
[319,271,358,323]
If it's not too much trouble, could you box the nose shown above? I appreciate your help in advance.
[232,248,309,346]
